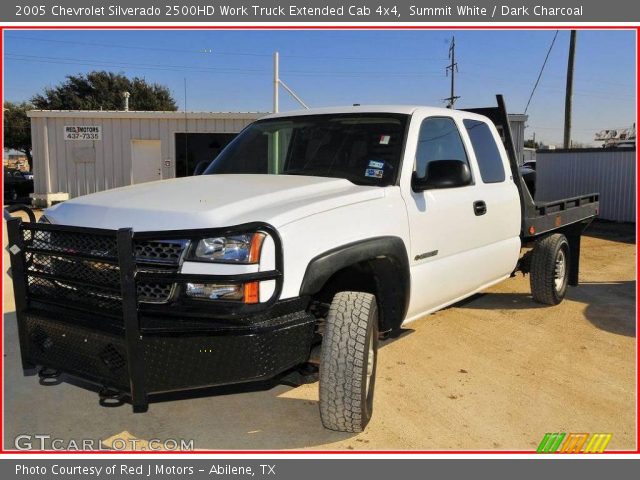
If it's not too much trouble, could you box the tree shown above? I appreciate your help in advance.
[3,101,33,166]
[31,71,177,111]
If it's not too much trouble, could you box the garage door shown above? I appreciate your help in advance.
[131,140,162,184]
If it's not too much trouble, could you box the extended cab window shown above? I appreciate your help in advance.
[415,117,469,179]
[463,119,506,183]
[204,113,409,187]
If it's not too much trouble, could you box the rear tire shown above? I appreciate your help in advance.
[319,291,378,433]
[530,233,570,305]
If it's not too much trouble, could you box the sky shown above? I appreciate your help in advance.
[3,29,636,146]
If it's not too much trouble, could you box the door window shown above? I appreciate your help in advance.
[463,119,506,183]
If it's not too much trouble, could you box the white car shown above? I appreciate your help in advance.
[6,96,598,432]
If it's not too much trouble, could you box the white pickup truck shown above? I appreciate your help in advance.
[6,96,598,433]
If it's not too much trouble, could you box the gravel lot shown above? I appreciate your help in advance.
[2,214,636,451]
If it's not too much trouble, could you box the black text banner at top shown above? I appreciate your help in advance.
[2,0,639,23]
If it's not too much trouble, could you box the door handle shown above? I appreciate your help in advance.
[473,200,487,216]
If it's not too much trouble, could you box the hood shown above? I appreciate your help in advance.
[45,174,385,231]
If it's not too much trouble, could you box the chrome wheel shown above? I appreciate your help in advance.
[554,249,567,292]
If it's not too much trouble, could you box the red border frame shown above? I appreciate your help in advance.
[0,24,638,455]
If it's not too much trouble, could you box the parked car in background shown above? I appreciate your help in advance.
[3,168,33,203]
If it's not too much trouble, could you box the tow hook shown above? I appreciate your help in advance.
[38,367,62,386]
[98,387,126,408]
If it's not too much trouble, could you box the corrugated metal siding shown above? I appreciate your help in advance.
[536,149,636,222]
[30,115,260,199]
[509,119,525,165]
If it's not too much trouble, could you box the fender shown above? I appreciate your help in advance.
[300,236,410,331]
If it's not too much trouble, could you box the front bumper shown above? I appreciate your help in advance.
[6,213,315,412]
[23,301,315,395]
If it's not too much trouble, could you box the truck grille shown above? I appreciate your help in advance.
[134,240,187,264]
[23,228,189,313]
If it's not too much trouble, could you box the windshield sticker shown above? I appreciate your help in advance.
[365,168,384,179]
[379,135,391,145]
[368,160,385,169]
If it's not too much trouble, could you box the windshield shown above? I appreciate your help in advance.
[203,113,409,186]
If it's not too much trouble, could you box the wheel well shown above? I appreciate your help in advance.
[311,257,408,333]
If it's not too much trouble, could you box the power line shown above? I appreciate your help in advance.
[4,34,268,57]
[5,52,631,101]
[528,125,624,131]
[283,53,447,62]
[536,86,635,100]
[6,51,628,96]
[4,53,266,74]
[5,53,447,78]
[463,63,634,88]
[524,30,559,114]
[5,34,449,62]
[456,67,635,91]
[4,57,265,78]
[283,69,444,77]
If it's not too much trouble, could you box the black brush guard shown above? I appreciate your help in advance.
[5,208,315,412]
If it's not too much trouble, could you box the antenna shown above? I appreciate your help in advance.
[444,36,460,109]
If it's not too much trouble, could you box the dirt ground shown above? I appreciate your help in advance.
[2,213,636,451]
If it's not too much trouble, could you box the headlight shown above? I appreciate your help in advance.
[192,233,265,263]
[185,283,243,301]
[184,281,259,303]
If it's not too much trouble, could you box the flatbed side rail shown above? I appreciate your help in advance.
[523,192,599,239]
[534,193,600,216]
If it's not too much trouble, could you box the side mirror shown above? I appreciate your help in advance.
[412,159,472,191]
[193,160,212,176]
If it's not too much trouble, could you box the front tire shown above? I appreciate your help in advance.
[319,291,378,433]
[530,233,570,305]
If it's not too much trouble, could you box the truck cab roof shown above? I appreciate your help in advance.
[262,105,489,121]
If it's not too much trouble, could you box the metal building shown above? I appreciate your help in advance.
[536,147,636,223]
[506,113,527,165]
[27,110,264,206]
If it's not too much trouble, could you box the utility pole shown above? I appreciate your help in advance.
[184,78,189,177]
[272,50,309,113]
[563,30,577,148]
[445,36,460,108]
[273,51,279,113]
